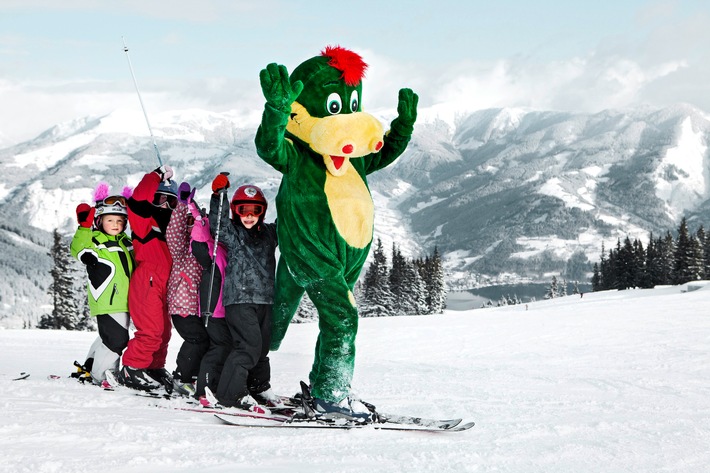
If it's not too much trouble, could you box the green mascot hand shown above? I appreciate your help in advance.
[390,88,419,137]
[259,63,304,114]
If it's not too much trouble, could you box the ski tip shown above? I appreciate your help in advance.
[12,372,30,381]
[449,421,476,432]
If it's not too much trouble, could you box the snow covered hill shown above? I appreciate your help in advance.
[1,284,709,473]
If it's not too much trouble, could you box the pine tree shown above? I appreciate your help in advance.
[408,260,429,315]
[600,243,618,290]
[616,237,636,290]
[560,278,568,297]
[397,258,428,315]
[361,239,395,317]
[673,217,695,284]
[632,238,649,288]
[695,226,707,280]
[701,226,710,279]
[644,234,659,288]
[425,246,446,314]
[597,242,607,290]
[591,263,602,291]
[544,275,558,299]
[654,232,675,286]
[388,243,408,316]
[688,232,705,282]
[38,229,82,330]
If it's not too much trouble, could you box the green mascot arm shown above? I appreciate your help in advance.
[365,88,418,174]
[255,63,304,173]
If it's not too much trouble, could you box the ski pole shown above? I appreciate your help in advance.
[203,172,229,328]
[122,37,163,167]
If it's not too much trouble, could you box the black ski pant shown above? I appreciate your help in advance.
[215,303,272,406]
[171,314,210,383]
[196,316,231,398]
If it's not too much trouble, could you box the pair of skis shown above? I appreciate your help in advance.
[213,412,475,432]
[183,382,475,432]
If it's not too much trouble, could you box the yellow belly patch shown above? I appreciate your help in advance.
[324,165,374,249]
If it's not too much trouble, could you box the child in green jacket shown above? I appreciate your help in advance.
[71,183,135,386]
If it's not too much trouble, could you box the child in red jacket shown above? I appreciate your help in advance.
[118,165,177,391]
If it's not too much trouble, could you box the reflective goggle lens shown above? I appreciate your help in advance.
[102,196,127,207]
[234,203,264,217]
[152,192,178,209]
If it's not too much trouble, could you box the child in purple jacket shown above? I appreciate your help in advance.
[165,182,209,396]
[185,193,229,403]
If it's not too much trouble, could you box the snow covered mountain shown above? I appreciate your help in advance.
[1,103,709,327]
[374,104,710,286]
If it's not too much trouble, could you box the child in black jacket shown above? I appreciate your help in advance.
[207,174,281,412]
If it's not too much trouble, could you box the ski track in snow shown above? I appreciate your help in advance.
[1,285,709,473]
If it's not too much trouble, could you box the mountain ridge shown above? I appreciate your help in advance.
[1,102,708,327]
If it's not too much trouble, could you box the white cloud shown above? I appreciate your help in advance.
[1,2,709,147]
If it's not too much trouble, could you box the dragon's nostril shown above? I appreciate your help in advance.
[374,141,383,151]
[342,144,354,154]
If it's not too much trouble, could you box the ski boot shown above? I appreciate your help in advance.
[251,388,286,408]
[117,366,161,391]
[313,396,374,423]
[299,381,375,423]
[172,378,196,398]
[145,368,174,394]
[70,360,92,384]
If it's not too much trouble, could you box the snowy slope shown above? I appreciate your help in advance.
[1,284,709,473]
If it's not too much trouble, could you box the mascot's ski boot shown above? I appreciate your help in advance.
[299,381,375,424]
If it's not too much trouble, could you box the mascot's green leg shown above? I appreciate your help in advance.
[270,258,305,351]
[306,275,359,402]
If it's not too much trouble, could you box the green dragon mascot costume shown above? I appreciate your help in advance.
[255,46,418,410]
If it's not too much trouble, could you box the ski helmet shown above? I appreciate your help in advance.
[152,180,179,209]
[95,195,128,218]
[230,185,267,220]
[93,182,131,229]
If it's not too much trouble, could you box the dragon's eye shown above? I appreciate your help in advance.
[350,90,359,112]
[326,93,342,115]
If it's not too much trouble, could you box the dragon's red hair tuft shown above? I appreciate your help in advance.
[321,45,367,86]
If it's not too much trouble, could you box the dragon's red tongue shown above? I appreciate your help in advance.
[331,156,345,170]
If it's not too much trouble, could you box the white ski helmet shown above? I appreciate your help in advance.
[92,182,132,228]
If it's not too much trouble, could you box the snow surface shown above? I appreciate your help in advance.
[1,285,710,473]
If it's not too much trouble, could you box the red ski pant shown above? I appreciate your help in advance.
[122,262,172,369]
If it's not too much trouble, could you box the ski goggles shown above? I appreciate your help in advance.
[100,195,127,207]
[232,203,264,217]
[152,192,178,210]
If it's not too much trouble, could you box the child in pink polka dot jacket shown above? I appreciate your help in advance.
[165,181,209,397]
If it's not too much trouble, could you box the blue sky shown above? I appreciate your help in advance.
[0,0,708,145]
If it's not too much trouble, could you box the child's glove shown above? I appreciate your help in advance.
[187,200,204,222]
[76,203,95,228]
[178,182,195,204]
[389,88,419,137]
[153,165,174,182]
[259,63,303,114]
[212,173,230,194]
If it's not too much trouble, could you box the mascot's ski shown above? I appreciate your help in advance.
[209,381,474,432]
[213,413,475,432]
